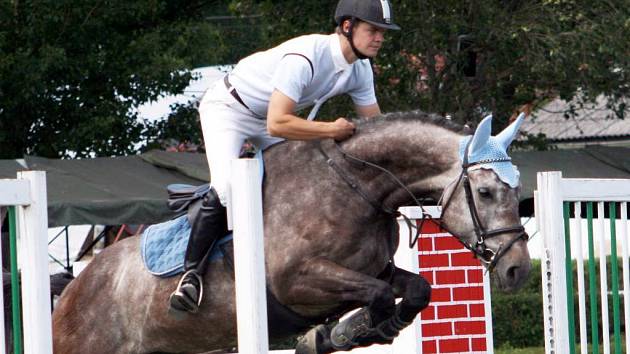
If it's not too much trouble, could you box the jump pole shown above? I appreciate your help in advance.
[0,171,52,354]
[230,158,269,354]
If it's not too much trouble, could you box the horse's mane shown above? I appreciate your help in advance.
[262,110,471,154]
[355,110,471,135]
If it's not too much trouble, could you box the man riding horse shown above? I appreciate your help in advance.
[170,0,402,313]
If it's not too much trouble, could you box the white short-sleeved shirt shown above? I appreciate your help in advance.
[228,33,377,118]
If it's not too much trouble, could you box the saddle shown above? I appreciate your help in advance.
[166,183,210,224]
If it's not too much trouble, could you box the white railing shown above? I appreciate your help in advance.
[536,171,630,354]
[0,171,52,354]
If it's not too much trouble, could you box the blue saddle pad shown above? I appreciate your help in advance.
[140,215,233,278]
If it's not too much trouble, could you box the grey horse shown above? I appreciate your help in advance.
[52,111,531,353]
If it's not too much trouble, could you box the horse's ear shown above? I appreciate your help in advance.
[469,115,493,156]
[496,112,525,150]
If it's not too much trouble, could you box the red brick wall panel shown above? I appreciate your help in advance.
[418,236,434,252]
[418,219,442,234]
[453,286,484,301]
[429,287,452,302]
[434,236,465,251]
[416,217,490,353]
[438,338,470,353]
[422,322,452,337]
[471,337,487,351]
[450,252,481,267]
[467,269,483,283]
[468,303,485,317]
[454,320,487,335]
[420,254,450,268]
[420,270,434,284]
[435,270,466,285]
[420,305,435,320]
[422,340,438,353]
[436,304,468,319]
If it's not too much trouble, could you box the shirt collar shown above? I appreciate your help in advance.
[330,34,352,73]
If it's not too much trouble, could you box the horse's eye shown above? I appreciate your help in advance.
[478,187,492,198]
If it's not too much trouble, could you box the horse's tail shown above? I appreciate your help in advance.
[50,271,75,298]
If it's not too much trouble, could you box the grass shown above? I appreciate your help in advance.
[496,347,544,354]
[495,337,627,354]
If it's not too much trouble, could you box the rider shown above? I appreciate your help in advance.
[169,0,401,313]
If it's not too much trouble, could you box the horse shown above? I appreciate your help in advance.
[52,111,531,354]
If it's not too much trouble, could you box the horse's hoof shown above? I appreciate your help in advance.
[295,324,329,354]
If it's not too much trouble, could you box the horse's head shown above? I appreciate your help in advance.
[440,114,531,292]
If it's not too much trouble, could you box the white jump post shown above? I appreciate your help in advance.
[0,171,52,354]
[230,159,269,354]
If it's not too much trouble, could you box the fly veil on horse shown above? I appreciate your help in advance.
[53,111,531,354]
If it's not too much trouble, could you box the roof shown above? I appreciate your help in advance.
[512,145,630,204]
[1,150,207,227]
[520,95,630,142]
[3,146,630,225]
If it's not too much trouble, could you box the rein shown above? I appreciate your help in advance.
[317,141,435,249]
[319,138,528,273]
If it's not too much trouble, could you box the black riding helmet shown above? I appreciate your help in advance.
[334,0,401,59]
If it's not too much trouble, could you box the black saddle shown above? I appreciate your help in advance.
[166,183,211,224]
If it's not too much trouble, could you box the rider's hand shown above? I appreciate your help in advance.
[330,118,356,141]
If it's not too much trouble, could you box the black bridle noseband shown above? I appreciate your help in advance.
[319,139,528,273]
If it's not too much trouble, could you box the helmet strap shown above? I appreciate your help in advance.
[342,17,369,60]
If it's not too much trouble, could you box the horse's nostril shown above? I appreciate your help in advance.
[507,266,519,281]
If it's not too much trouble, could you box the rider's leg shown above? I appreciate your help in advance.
[168,83,248,314]
[168,188,228,313]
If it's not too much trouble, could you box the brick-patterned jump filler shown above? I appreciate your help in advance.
[414,207,494,354]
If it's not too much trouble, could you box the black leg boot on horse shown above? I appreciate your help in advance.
[169,188,228,314]
[295,267,431,354]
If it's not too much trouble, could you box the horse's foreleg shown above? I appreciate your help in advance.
[372,266,432,340]
[321,267,431,353]
[286,258,396,354]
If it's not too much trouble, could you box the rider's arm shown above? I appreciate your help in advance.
[267,89,355,141]
[355,103,381,118]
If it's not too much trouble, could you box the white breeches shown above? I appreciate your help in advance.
[199,80,283,206]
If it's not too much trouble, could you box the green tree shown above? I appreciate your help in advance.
[0,0,231,158]
[229,0,629,130]
[2,1,628,157]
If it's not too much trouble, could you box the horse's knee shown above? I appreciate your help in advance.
[406,275,431,309]
[369,281,395,321]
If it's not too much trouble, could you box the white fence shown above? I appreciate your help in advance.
[536,171,630,354]
[0,171,52,354]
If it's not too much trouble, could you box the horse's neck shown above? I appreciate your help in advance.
[339,120,463,208]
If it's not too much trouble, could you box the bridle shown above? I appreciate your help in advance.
[318,138,527,273]
[438,139,528,272]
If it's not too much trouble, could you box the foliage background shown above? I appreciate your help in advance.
[1,0,628,157]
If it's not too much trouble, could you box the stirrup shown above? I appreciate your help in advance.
[169,270,204,313]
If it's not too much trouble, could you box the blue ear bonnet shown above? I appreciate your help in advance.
[458,135,520,188]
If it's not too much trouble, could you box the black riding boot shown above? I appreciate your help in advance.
[169,188,227,314]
